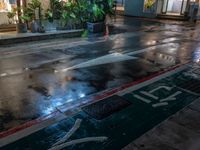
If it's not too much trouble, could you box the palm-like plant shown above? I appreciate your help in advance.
[60,0,77,27]
[88,0,105,23]
[7,7,31,24]
[104,0,114,16]
[25,0,41,21]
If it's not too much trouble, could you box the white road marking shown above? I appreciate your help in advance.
[176,86,200,96]
[152,102,169,108]
[140,91,159,100]
[56,53,137,72]
[50,119,107,150]
[49,137,108,150]
[55,43,180,73]
[160,91,182,102]
[149,86,173,93]
[118,64,189,96]
[0,73,7,77]
[52,119,82,146]
[133,94,152,104]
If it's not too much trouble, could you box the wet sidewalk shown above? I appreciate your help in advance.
[1,16,200,149]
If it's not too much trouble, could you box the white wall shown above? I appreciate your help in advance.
[167,0,175,12]
[156,0,163,13]
[0,12,9,25]
[0,0,13,25]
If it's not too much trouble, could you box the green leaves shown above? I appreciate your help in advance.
[70,13,76,19]
[89,1,105,23]
[19,15,31,22]
[62,12,69,20]
[23,0,42,21]
[47,0,113,27]
[45,9,54,22]
[7,10,16,19]
[108,0,114,8]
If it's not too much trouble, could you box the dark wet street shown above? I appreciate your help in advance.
[0,16,200,133]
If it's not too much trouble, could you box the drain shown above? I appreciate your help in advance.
[82,95,131,120]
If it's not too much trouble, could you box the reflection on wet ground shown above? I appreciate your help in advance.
[0,16,200,132]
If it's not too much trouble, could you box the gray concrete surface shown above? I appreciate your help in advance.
[123,100,200,150]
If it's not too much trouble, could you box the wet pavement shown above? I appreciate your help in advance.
[1,16,200,149]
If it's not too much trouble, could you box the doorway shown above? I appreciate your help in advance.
[162,0,188,15]
[115,0,125,13]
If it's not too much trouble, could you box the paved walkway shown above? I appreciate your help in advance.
[123,98,200,150]
[0,16,200,149]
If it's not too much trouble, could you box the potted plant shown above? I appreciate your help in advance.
[87,0,105,33]
[57,0,77,30]
[7,9,16,24]
[45,9,54,23]
[43,0,62,31]
[7,7,29,33]
[103,0,114,17]
[25,0,42,33]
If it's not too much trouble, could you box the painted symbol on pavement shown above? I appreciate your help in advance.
[49,119,108,150]
[184,65,200,80]
[132,86,182,108]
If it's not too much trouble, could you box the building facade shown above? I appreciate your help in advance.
[0,0,200,27]
[125,0,199,19]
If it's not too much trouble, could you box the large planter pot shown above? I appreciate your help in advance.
[30,21,38,33]
[75,23,84,29]
[56,20,74,31]
[87,22,105,33]
[56,26,70,30]
[42,20,60,31]
[16,23,27,33]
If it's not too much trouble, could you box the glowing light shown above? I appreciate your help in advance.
[67,99,73,102]
[55,102,62,107]
[193,48,200,63]
[24,67,29,71]
[43,107,54,115]
[79,93,85,98]
[146,40,156,45]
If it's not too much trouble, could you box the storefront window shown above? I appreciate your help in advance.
[143,0,156,13]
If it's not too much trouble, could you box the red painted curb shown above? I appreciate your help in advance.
[0,63,188,139]
[0,111,59,139]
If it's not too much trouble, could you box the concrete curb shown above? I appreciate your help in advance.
[0,29,84,45]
